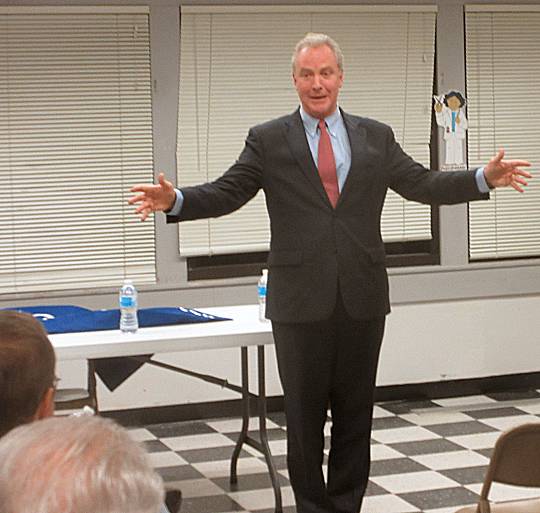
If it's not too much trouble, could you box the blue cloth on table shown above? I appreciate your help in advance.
[3,305,230,390]
[4,305,229,334]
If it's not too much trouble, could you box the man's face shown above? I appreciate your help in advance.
[293,44,343,120]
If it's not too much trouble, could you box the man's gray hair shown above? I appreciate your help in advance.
[0,415,164,513]
[291,32,344,72]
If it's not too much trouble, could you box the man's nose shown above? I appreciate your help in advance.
[312,75,322,89]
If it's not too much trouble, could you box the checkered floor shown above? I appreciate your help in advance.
[130,389,540,513]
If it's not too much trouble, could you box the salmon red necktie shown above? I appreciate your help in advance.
[317,119,339,208]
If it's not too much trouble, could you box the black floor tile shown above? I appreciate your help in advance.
[180,494,244,513]
[400,486,480,510]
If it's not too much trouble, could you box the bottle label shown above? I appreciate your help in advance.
[258,285,266,296]
[120,296,135,308]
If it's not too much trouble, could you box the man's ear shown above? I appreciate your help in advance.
[34,387,55,420]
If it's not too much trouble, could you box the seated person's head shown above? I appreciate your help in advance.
[0,415,165,513]
[0,311,56,437]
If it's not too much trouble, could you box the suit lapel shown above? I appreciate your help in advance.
[283,110,332,205]
[339,111,369,202]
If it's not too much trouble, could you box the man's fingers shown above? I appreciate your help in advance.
[511,181,525,193]
[508,162,532,172]
[137,207,152,222]
[516,169,533,180]
[135,201,154,214]
[491,148,505,164]
[128,193,146,205]
[130,184,153,193]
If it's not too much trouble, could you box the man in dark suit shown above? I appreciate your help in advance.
[130,33,530,513]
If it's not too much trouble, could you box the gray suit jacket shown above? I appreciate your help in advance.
[169,109,488,322]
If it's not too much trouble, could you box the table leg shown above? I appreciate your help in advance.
[230,347,250,484]
[128,348,283,512]
[229,346,283,513]
[257,345,283,513]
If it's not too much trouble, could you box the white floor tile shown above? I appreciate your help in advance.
[268,438,288,456]
[466,482,540,502]
[128,428,157,442]
[191,457,268,478]
[371,425,441,444]
[147,450,188,468]
[238,444,264,458]
[228,485,296,510]
[424,507,474,513]
[370,444,406,461]
[400,410,475,426]
[478,415,540,432]
[278,468,289,480]
[433,395,497,408]
[371,470,460,494]
[206,417,280,433]
[410,449,489,471]
[176,478,226,498]
[514,400,540,414]
[448,431,501,450]
[360,493,420,512]
[160,433,234,451]
[238,441,282,458]
[373,405,396,419]
[278,465,328,482]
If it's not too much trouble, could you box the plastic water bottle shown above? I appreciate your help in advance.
[258,269,269,322]
[119,279,138,333]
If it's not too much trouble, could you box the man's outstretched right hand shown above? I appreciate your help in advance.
[129,172,176,221]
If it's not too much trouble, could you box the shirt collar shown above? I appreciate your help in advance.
[299,106,342,137]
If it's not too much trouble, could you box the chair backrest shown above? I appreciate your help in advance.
[480,422,540,500]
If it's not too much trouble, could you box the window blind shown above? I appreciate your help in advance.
[466,5,540,259]
[177,5,436,257]
[0,7,156,293]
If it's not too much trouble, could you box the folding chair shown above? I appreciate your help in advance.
[455,422,540,513]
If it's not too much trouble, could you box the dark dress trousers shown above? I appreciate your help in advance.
[168,109,488,513]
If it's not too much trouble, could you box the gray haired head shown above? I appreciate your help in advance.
[0,415,164,513]
[291,32,344,73]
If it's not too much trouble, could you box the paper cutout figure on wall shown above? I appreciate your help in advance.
[434,91,468,170]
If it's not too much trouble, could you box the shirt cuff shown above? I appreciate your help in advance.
[475,167,491,193]
[166,188,184,216]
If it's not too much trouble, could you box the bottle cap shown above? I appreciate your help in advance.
[262,269,268,276]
